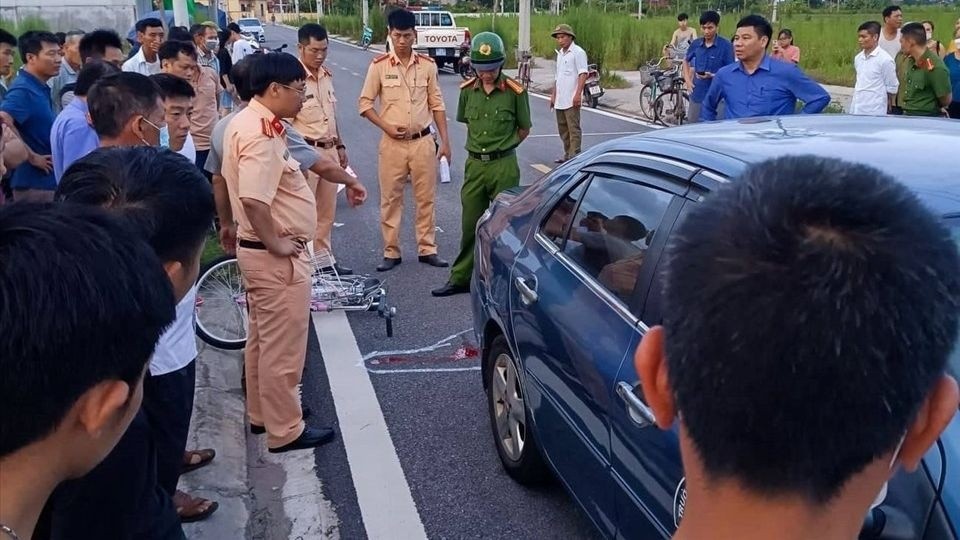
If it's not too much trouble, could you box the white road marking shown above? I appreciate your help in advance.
[350,71,361,77]
[313,311,428,540]
[370,366,481,374]
[360,329,472,364]
[258,445,340,538]
[527,131,646,138]
[531,163,552,174]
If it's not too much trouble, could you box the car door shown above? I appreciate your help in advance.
[510,163,685,535]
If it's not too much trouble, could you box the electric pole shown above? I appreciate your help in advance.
[518,0,530,57]
[173,0,189,27]
[361,0,369,27]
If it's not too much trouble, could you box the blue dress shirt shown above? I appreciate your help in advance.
[0,70,57,190]
[51,98,100,181]
[684,36,735,104]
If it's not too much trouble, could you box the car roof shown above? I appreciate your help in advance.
[620,116,960,217]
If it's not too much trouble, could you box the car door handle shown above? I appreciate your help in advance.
[616,381,657,428]
[515,276,538,306]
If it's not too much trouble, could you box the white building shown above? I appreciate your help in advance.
[0,0,141,34]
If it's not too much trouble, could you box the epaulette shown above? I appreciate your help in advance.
[504,77,525,95]
[322,66,333,76]
[373,53,390,64]
[460,77,477,89]
[417,53,435,63]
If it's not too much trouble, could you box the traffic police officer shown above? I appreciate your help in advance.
[359,8,451,272]
[293,23,352,274]
[432,32,531,297]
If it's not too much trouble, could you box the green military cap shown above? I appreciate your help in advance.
[471,31,505,68]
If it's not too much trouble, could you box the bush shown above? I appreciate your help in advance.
[0,17,50,74]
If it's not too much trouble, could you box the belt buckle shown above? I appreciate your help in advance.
[480,153,491,162]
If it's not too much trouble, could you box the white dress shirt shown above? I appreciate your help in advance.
[149,285,199,376]
[177,132,197,162]
[122,47,161,76]
[850,47,899,116]
[554,42,589,111]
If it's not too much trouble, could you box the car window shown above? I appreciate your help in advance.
[440,13,453,26]
[562,176,673,303]
[946,218,960,382]
[541,177,589,248]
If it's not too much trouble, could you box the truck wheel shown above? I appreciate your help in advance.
[435,59,446,71]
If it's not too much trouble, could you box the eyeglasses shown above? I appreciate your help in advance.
[277,83,307,96]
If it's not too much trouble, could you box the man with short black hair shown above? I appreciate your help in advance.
[123,18,165,75]
[683,10,734,123]
[899,21,952,116]
[701,15,830,121]
[0,28,17,102]
[0,202,176,540]
[227,22,254,63]
[79,29,124,67]
[223,52,337,453]
[851,21,899,115]
[0,31,61,202]
[48,146,216,539]
[51,60,119,179]
[160,40,221,173]
[190,23,221,75]
[634,155,960,539]
[150,73,196,159]
[50,30,84,113]
[879,5,904,59]
[88,72,166,148]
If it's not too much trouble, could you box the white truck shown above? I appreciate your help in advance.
[388,8,470,71]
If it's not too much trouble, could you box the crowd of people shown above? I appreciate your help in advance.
[0,6,958,540]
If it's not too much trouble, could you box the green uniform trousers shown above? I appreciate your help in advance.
[449,153,521,286]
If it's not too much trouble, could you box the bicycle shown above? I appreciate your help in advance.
[637,56,681,120]
[516,50,533,89]
[194,249,397,350]
[360,26,373,50]
[652,72,689,127]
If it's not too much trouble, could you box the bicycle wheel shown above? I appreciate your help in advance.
[638,83,655,119]
[653,90,690,127]
[195,255,248,350]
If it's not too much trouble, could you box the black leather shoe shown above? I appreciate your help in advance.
[251,407,311,434]
[418,254,449,268]
[268,427,336,453]
[431,282,470,297]
[319,263,353,275]
[376,257,402,272]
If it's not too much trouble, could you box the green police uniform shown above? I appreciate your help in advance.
[447,35,532,288]
[902,50,952,117]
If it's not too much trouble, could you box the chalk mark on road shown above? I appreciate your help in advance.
[531,163,552,174]
[369,366,482,374]
[360,329,472,365]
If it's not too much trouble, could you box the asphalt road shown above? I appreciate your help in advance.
[261,24,653,539]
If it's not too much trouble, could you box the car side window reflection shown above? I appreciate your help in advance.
[541,179,588,248]
[561,177,673,302]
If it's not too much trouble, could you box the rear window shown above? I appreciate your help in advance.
[238,19,259,26]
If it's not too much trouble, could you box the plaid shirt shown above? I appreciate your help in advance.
[198,52,220,77]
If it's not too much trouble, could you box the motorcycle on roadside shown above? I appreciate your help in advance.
[583,63,604,108]
[457,37,472,79]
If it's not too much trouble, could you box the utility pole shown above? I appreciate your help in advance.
[518,0,530,54]
[173,0,189,27]
[295,0,301,20]
[361,0,369,27]
[637,0,642,20]
[771,0,778,22]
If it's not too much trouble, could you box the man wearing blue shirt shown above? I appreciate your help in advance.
[702,15,830,121]
[0,31,61,202]
[50,61,118,181]
[684,10,735,123]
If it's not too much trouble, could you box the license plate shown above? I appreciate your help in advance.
[588,86,601,95]
[436,48,448,57]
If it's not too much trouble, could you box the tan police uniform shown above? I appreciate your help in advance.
[222,98,317,449]
[358,51,444,259]
[291,60,341,266]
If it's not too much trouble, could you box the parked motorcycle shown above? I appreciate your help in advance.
[360,26,373,50]
[457,37,472,79]
[583,63,604,108]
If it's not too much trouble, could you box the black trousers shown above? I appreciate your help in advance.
[45,409,185,540]
[948,101,960,119]
[142,360,197,496]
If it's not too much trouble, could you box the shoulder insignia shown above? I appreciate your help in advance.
[505,77,525,95]
[417,53,435,63]
[260,118,274,138]
[322,66,333,77]
[460,77,478,89]
[373,53,390,64]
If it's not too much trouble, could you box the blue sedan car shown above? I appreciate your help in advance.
[472,116,959,539]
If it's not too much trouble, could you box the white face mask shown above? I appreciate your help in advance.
[955,38,960,49]
[926,31,934,40]
[869,433,907,510]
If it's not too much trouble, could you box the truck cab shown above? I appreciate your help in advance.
[408,7,469,71]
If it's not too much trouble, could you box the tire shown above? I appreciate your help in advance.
[435,59,446,71]
[195,255,248,350]
[653,90,689,127]
[638,83,655,119]
[458,62,471,79]
[590,94,599,108]
[486,334,551,485]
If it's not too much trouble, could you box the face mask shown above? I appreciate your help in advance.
[206,39,219,52]
[926,31,933,40]
[158,124,170,149]
[869,432,907,510]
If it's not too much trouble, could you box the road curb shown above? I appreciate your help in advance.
[180,343,252,539]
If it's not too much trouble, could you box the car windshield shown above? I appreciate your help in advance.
[238,19,259,27]
[947,218,960,382]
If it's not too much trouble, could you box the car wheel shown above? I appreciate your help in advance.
[487,335,550,485]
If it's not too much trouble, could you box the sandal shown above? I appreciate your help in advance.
[181,448,216,475]
[174,490,219,523]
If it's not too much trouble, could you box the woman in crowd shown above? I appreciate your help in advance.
[772,29,801,64]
